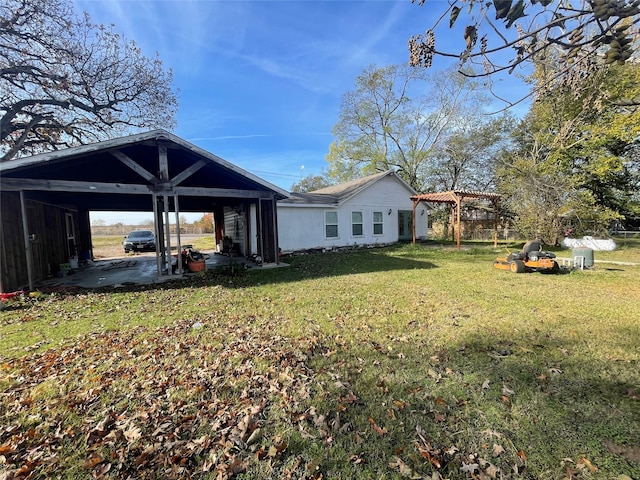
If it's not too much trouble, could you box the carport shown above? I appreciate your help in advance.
[411,190,501,250]
[0,129,288,291]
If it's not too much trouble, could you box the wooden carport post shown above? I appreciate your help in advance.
[152,193,163,276]
[154,144,175,277]
[174,194,183,275]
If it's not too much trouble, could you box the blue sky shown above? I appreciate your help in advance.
[75,0,530,224]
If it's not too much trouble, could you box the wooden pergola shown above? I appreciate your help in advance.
[411,190,501,250]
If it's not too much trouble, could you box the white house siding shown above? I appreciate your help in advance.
[278,175,428,252]
[277,206,328,252]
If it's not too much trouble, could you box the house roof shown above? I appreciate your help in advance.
[280,170,416,206]
[280,192,339,206]
[0,129,289,211]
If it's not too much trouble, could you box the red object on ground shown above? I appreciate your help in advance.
[1,290,26,301]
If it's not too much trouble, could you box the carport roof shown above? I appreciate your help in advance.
[0,129,289,212]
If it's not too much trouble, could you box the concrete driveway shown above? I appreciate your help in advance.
[35,251,244,289]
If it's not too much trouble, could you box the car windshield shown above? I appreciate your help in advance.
[128,231,153,238]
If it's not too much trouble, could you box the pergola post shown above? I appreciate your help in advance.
[455,195,461,251]
[450,205,456,242]
[412,200,418,244]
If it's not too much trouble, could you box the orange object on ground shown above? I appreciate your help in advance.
[187,260,206,272]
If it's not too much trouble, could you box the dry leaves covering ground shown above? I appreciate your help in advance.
[1,317,332,479]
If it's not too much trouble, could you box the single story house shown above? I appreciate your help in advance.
[277,170,428,253]
[0,130,288,292]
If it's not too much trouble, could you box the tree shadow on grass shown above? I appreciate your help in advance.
[315,327,640,479]
[36,247,439,296]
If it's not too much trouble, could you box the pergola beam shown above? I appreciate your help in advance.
[411,190,501,251]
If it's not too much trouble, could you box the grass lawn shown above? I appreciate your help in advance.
[1,239,639,479]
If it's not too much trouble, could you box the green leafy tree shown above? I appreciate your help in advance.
[497,136,578,244]
[1,0,177,162]
[290,173,333,193]
[498,58,640,241]
[534,59,640,222]
[408,0,640,106]
[327,64,499,191]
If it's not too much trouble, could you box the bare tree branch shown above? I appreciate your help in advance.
[0,0,177,162]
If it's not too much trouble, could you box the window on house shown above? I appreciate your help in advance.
[325,211,338,238]
[352,211,363,236]
[373,211,383,235]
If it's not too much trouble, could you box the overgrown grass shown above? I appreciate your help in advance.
[1,242,638,479]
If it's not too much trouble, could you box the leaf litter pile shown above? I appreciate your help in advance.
[1,315,335,479]
[1,311,538,480]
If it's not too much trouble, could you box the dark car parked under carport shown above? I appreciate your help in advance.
[123,230,156,253]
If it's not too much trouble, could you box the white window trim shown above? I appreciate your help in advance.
[351,210,364,238]
[372,211,383,236]
[325,210,339,239]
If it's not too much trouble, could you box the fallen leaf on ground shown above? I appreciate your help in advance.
[577,457,597,473]
[368,417,387,436]
[517,449,527,463]
[83,453,105,469]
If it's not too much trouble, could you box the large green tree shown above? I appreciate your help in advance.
[497,134,579,245]
[1,0,177,162]
[290,173,333,193]
[326,64,503,191]
[497,58,640,242]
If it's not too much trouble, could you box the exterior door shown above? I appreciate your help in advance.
[398,210,413,241]
[65,213,77,257]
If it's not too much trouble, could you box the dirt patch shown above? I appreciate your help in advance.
[92,244,154,260]
[603,439,640,463]
[92,243,124,259]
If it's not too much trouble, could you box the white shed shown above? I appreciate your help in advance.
[277,170,428,253]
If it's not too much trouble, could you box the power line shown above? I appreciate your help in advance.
[250,169,305,180]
